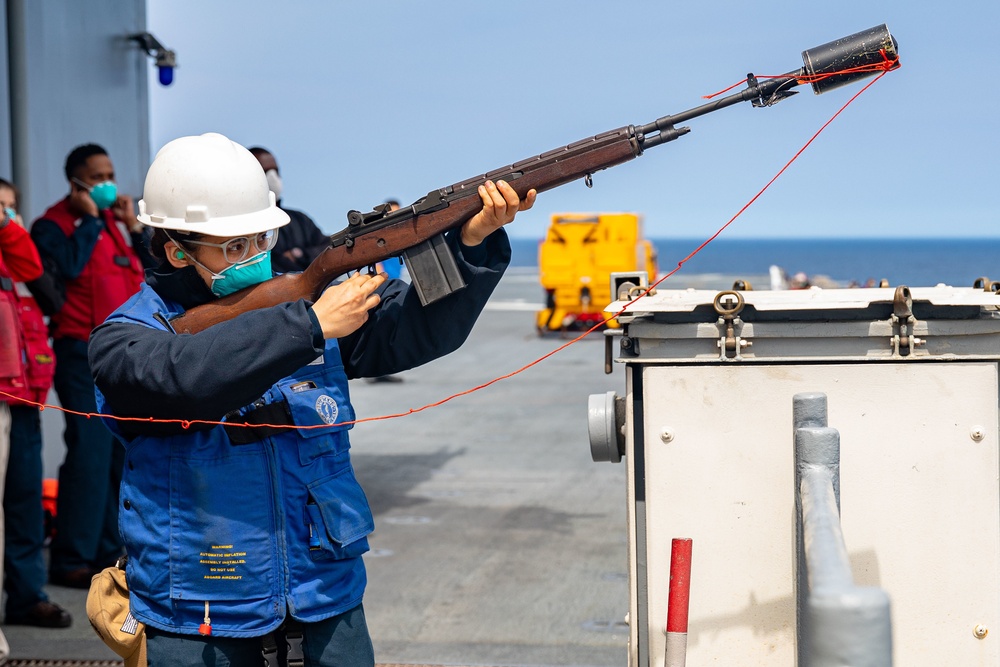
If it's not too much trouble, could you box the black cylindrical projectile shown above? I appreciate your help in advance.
[801,24,898,95]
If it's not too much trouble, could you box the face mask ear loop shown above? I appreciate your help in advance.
[71,177,92,192]
[165,231,225,280]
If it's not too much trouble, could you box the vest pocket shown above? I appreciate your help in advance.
[276,363,357,465]
[279,381,353,437]
[168,449,276,601]
[305,466,374,561]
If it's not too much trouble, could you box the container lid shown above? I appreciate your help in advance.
[609,285,1000,324]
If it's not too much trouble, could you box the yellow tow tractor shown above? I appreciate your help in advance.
[536,212,657,334]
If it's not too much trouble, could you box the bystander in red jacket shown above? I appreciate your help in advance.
[0,179,71,628]
[0,212,45,394]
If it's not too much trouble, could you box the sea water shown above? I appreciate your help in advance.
[508,237,1000,288]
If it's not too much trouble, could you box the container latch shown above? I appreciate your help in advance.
[713,291,750,360]
[890,286,924,357]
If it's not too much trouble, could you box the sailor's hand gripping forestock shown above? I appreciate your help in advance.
[460,179,537,247]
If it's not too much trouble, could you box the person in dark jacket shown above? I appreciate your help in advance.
[88,133,535,665]
[29,144,147,589]
[249,146,330,274]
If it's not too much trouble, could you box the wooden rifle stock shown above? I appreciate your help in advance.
[167,23,897,335]
[170,127,643,334]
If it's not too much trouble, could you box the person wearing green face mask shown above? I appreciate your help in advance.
[71,176,118,212]
[87,132,535,665]
[28,143,151,590]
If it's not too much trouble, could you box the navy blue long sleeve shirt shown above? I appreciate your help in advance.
[89,229,510,434]
[30,215,105,279]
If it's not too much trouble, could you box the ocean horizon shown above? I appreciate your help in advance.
[507,237,1000,289]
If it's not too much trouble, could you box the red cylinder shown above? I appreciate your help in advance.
[666,538,693,634]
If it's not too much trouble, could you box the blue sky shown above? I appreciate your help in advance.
[147,1,997,240]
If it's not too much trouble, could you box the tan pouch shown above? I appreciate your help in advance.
[86,560,146,667]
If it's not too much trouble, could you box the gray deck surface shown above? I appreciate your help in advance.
[5,267,753,665]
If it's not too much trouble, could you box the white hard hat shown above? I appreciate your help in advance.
[138,133,290,236]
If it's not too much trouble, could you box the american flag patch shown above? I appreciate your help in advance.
[121,610,139,636]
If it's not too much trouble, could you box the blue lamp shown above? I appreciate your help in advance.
[129,32,177,87]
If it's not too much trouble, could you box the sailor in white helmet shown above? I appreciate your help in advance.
[89,132,535,665]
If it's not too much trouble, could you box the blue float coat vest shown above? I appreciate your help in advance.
[95,284,374,637]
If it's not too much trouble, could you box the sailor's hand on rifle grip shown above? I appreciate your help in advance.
[310,271,387,339]
[460,179,537,247]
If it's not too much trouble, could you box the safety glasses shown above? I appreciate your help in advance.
[184,229,279,264]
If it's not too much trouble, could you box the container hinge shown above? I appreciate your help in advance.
[889,285,924,357]
[713,290,750,360]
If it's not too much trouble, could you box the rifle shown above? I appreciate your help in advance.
[170,24,898,335]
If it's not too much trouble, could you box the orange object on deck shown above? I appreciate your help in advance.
[42,477,58,540]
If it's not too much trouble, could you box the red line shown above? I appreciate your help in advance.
[0,64,894,432]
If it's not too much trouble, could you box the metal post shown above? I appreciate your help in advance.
[632,368,650,667]
[793,392,828,667]
[7,0,30,209]
[794,395,892,667]
[793,391,828,429]
[664,538,692,667]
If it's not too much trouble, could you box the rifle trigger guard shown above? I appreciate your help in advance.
[585,173,593,188]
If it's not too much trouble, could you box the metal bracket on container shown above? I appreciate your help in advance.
[713,290,749,360]
[610,271,654,312]
[973,276,1000,294]
[619,333,639,359]
[889,286,924,357]
[604,329,623,374]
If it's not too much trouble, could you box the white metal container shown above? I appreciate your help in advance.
[599,285,1000,667]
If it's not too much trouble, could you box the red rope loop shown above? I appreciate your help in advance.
[703,50,900,99]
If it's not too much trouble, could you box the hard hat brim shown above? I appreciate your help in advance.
[138,203,291,237]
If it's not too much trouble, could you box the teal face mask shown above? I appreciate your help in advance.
[3,207,16,223]
[73,178,118,210]
[209,251,273,297]
[89,181,118,210]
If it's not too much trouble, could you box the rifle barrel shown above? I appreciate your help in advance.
[170,24,898,334]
